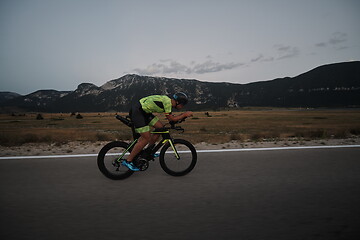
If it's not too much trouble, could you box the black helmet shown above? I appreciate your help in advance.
[173,92,188,105]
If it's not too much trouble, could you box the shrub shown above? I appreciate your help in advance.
[199,127,207,132]
[24,133,39,143]
[350,128,360,135]
[308,129,327,139]
[230,134,246,141]
[36,114,44,120]
[95,132,111,141]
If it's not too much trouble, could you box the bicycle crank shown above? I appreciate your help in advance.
[134,158,149,171]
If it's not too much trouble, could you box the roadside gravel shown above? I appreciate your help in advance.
[1,137,360,157]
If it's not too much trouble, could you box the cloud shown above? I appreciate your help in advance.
[335,46,349,51]
[274,44,300,60]
[192,60,244,74]
[251,54,264,62]
[250,54,275,63]
[248,44,300,66]
[132,60,190,75]
[315,42,327,47]
[132,59,244,76]
[251,45,300,63]
[329,32,347,45]
[315,32,348,48]
[133,43,302,77]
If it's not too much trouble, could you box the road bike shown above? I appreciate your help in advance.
[97,115,197,180]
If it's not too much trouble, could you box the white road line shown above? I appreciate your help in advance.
[1,145,360,160]
[196,144,360,153]
[0,153,99,160]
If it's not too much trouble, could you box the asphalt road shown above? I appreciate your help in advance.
[1,148,360,240]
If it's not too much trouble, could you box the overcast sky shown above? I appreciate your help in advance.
[1,0,359,95]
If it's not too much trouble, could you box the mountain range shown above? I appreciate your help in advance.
[1,61,359,113]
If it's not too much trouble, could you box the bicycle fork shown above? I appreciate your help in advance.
[163,139,180,160]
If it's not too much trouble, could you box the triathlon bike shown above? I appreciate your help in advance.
[97,115,197,180]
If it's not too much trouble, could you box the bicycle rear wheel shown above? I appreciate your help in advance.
[97,141,134,180]
[159,139,197,176]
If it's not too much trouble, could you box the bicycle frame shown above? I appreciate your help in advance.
[115,128,180,163]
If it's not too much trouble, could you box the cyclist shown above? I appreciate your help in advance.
[122,92,193,171]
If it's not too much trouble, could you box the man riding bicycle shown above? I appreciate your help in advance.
[122,92,193,171]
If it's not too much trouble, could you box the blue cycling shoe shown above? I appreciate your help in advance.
[121,160,140,171]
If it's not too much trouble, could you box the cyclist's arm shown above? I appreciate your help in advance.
[166,112,193,122]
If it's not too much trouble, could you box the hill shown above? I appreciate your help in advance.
[1,61,359,112]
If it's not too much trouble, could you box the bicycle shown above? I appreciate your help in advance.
[97,115,197,180]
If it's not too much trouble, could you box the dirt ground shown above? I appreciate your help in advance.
[1,137,360,157]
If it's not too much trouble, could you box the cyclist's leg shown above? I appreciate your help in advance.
[127,105,155,162]
[127,115,164,162]
[148,118,164,145]
[126,131,151,162]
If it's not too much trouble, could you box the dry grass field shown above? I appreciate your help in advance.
[1,109,360,147]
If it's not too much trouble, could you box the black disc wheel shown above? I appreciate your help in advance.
[97,141,134,180]
[159,139,197,176]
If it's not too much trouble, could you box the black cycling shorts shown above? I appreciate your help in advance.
[129,102,159,133]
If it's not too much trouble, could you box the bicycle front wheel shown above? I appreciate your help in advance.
[159,139,197,176]
[97,141,134,180]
